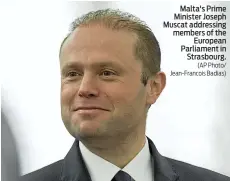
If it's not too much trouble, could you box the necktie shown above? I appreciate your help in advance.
[111,170,135,181]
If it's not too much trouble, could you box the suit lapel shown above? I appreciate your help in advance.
[61,137,179,181]
[147,137,179,181]
[61,140,92,181]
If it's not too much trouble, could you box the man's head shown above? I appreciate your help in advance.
[59,9,166,140]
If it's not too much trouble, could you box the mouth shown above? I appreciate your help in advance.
[73,107,109,115]
[75,107,109,112]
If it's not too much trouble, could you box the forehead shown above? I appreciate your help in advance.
[60,25,138,65]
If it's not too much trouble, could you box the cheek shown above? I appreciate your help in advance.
[103,82,142,108]
[61,84,77,105]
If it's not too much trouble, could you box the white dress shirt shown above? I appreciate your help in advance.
[79,136,153,181]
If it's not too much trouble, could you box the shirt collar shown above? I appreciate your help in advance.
[79,136,152,181]
[123,136,152,180]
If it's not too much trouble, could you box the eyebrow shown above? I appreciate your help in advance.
[61,60,124,72]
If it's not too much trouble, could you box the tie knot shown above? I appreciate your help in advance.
[112,170,135,181]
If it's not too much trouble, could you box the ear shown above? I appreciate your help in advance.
[146,71,166,105]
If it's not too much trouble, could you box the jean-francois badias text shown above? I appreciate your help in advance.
[163,4,227,77]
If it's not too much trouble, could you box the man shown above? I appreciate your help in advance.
[20,9,230,181]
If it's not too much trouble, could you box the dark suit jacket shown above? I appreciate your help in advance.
[20,137,230,181]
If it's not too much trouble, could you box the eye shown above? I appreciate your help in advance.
[66,71,80,77]
[100,70,116,77]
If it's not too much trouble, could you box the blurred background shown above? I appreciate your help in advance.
[1,1,229,177]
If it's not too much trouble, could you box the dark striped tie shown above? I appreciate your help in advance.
[111,170,135,181]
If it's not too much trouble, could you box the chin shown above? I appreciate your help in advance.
[74,120,103,137]
[68,114,112,137]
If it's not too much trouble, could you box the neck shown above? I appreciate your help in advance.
[80,130,146,168]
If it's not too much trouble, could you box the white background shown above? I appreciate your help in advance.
[1,1,229,176]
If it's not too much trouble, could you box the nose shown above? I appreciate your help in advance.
[77,74,99,98]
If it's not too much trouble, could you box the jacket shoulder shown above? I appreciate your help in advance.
[20,160,63,181]
[166,157,230,181]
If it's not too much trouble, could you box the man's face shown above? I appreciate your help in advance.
[60,25,154,138]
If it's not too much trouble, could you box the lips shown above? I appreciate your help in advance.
[75,107,109,111]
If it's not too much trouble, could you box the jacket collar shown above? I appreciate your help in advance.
[147,137,179,181]
[61,137,179,181]
[61,140,91,181]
